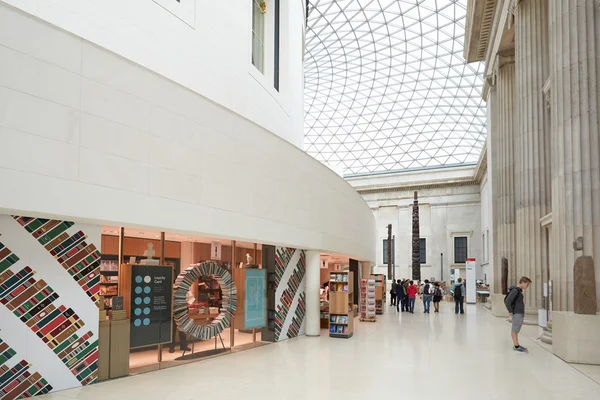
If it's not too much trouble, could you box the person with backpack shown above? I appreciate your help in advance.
[395,279,405,312]
[390,280,397,306]
[422,279,432,313]
[452,278,465,314]
[505,276,532,353]
[432,282,443,312]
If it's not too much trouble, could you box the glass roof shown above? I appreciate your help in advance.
[304,0,486,176]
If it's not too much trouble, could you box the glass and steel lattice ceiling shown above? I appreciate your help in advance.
[304,0,486,176]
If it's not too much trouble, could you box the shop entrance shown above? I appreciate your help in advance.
[98,227,271,378]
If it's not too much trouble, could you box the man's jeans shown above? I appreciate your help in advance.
[423,295,432,312]
[454,297,464,314]
[409,297,416,313]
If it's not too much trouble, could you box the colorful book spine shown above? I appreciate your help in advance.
[13,216,101,303]
[0,242,98,385]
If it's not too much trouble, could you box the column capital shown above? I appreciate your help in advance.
[507,0,522,29]
[494,51,515,76]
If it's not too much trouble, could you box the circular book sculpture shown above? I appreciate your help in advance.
[173,262,237,340]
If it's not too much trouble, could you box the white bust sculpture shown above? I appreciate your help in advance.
[143,242,155,259]
[246,253,253,265]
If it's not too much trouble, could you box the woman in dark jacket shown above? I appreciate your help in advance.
[432,283,443,313]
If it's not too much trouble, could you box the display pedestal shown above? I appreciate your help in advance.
[553,311,600,365]
[98,320,111,381]
[490,294,509,317]
[109,319,130,378]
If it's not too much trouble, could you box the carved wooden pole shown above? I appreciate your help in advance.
[412,191,420,281]
[387,224,392,280]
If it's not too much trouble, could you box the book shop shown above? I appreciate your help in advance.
[0,214,369,397]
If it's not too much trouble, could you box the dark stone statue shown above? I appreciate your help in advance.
[501,257,508,295]
[412,191,420,281]
[574,255,597,314]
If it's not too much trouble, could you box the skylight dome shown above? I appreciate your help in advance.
[304,0,486,176]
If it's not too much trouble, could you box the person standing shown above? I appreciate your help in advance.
[422,279,432,313]
[453,278,465,314]
[390,279,397,306]
[505,277,532,353]
[407,280,418,313]
[395,279,405,312]
[432,283,443,313]
[402,279,410,312]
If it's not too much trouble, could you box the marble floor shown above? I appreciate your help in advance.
[40,303,600,400]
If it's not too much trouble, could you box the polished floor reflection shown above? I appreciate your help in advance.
[41,303,600,400]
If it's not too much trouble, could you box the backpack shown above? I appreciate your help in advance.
[504,287,517,307]
[454,284,462,298]
[423,284,430,295]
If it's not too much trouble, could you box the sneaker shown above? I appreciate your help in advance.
[513,346,529,353]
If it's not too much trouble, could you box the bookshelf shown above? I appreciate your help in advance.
[360,279,376,321]
[329,271,354,338]
[370,274,386,314]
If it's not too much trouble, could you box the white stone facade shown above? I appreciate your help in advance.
[348,166,484,282]
[465,0,600,312]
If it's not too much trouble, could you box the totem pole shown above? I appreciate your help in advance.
[412,191,421,281]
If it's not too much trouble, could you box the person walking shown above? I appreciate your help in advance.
[395,279,405,312]
[407,280,418,313]
[453,278,465,314]
[505,276,532,353]
[422,279,432,313]
[432,282,443,313]
[390,279,397,306]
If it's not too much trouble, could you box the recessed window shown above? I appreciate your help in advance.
[383,238,394,264]
[252,0,266,73]
[454,237,468,264]
[420,238,426,264]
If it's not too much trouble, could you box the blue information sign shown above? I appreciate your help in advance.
[244,269,266,329]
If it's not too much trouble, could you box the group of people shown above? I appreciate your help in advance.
[389,274,534,355]
[390,279,444,313]
[388,277,470,315]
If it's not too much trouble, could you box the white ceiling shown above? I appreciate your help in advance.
[304,0,486,175]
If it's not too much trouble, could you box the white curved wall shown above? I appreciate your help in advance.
[0,2,376,263]
[1,0,305,147]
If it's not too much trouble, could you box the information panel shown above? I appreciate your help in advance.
[130,265,173,348]
[244,269,266,329]
[465,258,477,304]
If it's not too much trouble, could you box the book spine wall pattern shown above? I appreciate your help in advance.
[274,248,306,341]
[12,217,100,304]
[0,240,98,391]
[0,339,52,400]
[273,247,294,287]
[287,292,306,339]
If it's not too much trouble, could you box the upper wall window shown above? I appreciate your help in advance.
[454,236,468,264]
[252,0,266,73]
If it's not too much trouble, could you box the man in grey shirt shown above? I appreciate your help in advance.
[504,276,532,353]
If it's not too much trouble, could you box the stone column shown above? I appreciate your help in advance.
[514,0,552,310]
[487,82,502,294]
[496,54,518,290]
[549,0,600,311]
[304,250,321,336]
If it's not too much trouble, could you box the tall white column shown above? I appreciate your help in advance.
[514,0,552,310]
[487,82,501,294]
[305,250,321,336]
[549,0,600,311]
[496,55,519,289]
